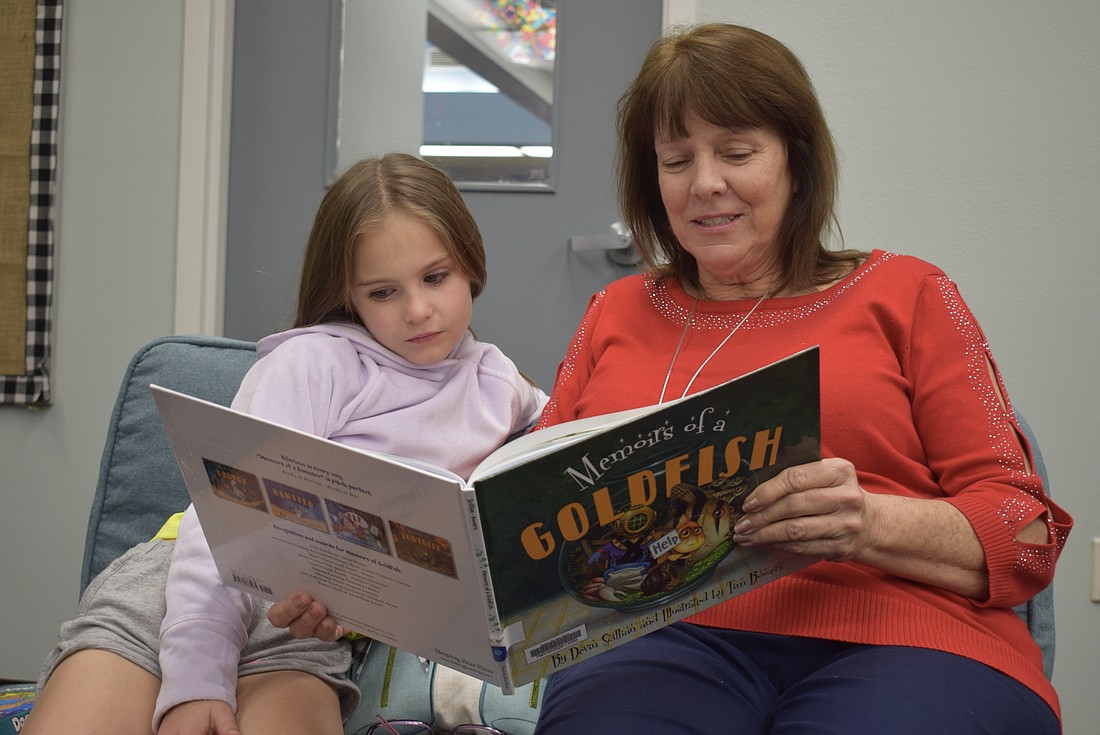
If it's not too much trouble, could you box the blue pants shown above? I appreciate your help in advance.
[533,624,1058,735]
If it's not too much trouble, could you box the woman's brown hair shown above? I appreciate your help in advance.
[294,153,487,328]
[616,23,863,292]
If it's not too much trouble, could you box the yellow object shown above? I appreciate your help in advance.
[152,512,185,541]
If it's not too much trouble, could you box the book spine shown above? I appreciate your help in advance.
[460,487,516,694]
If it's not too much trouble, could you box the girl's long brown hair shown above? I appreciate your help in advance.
[295,153,486,328]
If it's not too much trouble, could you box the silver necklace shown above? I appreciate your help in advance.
[658,289,771,404]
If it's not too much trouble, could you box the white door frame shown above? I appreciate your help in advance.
[174,0,234,336]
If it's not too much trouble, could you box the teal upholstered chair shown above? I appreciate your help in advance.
[0,335,1055,734]
[75,334,1063,698]
[80,335,258,591]
[73,337,1067,680]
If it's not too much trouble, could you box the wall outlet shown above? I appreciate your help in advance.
[1093,538,1100,603]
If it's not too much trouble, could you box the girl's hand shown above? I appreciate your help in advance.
[158,699,240,735]
[267,592,345,641]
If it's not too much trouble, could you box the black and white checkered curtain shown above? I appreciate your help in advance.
[1,0,61,406]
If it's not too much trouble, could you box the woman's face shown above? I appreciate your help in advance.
[655,115,794,295]
[348,211,473,365]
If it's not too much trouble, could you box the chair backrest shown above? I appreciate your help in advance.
[1013,409,1056,680]
[80,335,256,592]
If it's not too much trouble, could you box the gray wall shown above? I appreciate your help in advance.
[0,0,182,678]
[2,2,1098,734]
[223,0,338,339]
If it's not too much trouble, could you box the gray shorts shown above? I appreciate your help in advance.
[37,539,360,719]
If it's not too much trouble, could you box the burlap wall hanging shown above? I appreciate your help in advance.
[0,0,61,406]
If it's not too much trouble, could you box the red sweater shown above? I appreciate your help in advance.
[537,250,1070,720]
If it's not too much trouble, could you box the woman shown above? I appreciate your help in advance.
[271,24,1070,735]
[527,23,1070,735]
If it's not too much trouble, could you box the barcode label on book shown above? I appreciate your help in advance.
[232,571,273,595]
[524,625,587,664]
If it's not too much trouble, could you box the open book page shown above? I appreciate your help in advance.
[471,347,816,481]
[469,403,664,480]
[471,347,822,686]
[152,386,506,685]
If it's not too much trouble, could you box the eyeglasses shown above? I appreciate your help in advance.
[361,714,511,735]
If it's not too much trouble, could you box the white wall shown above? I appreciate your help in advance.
[671,2,1100,733]
[0,2,183,678]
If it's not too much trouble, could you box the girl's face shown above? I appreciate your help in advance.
[349,211,473,365]
[654,115,793,295]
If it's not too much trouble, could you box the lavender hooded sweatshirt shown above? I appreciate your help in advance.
[154,323,546,726]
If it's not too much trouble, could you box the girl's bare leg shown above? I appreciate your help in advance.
[235,669,345,735]
[21,649,160,735]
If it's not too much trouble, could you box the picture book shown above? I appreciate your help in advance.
[152,346,821,693]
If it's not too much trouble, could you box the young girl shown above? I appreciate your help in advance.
[25,153,547,735]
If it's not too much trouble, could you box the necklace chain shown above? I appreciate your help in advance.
[658,290,771,404]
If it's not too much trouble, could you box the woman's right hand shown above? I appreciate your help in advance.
[267,592,346,641]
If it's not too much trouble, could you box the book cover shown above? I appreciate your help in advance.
[152,346,820,692]
[472,346,821,684]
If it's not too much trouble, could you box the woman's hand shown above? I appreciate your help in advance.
[267,592,345,641]
[732,457,869,560]
[731,457,991,599]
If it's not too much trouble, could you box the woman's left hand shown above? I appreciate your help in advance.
[731,457,869,561]
[731,457,992,598]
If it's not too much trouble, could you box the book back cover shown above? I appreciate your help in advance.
[153,386,507,686]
